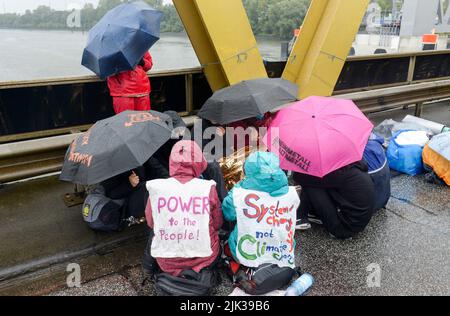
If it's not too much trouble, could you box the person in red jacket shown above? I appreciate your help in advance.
[107,51,153,114]
[142,140,223,277]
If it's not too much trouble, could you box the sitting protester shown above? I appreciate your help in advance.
[156,113,228,202]
[102,166,148,219]
[294,161,376,239]
[222,152,300,294]
[194,118,234,161]
[102,151,175,220]
[143,140,223,279]
[145,111,189,180]
[228,112,273,150]
[363,133,391,211]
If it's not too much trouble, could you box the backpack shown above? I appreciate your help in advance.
[234,264,299,295]
[222,242,299,295]
[82,191,126,232]
[154,268,218,296]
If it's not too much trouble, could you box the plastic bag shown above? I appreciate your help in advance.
[387,130,429,176]
[374,119,431,146]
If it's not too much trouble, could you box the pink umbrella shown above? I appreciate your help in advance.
[263,96,373,178]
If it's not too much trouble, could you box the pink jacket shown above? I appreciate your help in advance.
[145,140,223,276]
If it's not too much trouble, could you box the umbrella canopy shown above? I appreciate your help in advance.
[82,1,162,79]
[263,96,374,178]
[197,78,298,125]
[60,110,173,185]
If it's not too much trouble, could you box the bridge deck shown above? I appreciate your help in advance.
[0,103,449,296]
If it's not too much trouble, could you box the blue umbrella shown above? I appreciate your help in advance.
[82,1,162,79]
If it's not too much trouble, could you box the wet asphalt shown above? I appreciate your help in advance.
[48,173,450,296]
[0,102,449,296]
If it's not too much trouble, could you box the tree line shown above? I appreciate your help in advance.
[0,0,396,39]
[0,0,184,33]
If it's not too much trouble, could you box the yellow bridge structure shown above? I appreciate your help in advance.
[173,0,370,99]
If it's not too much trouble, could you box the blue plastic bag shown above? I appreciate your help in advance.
[387,130,426,176]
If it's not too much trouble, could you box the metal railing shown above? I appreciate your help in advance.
[1,51,450,183]
[1,50,450,143]
[335,50,450,93]
[2,78,450,184]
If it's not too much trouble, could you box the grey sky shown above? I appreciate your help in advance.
[1,0,173,14]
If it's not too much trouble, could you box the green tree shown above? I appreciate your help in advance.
[243,0,310,39]
[81,3,98,30]
[96,0,123,20]
[376,0,393,11]
[376,0,405,12]
[0,0,313,37]
[142,0,163,9]
[160,4,184,33]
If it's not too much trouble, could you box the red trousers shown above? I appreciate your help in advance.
[112,96,151,114]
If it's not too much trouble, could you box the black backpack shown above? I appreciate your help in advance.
[82,190,125,232]
[235,264,300,295]
[154,269,218,296]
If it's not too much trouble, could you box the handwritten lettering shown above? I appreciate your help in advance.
[238,233,294,262]
[157,196,210,215]
[82,129,92,146]
[159,229,198,243]
[237,192,297,267]
[243,194,294,231]
[124,113,161,127]
[68,152,93,167]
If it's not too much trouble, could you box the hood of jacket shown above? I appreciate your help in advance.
[169,140,207,182]
[241,151,288,197]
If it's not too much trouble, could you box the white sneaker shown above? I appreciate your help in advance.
[308,214,323,225]
[295,219,311,230]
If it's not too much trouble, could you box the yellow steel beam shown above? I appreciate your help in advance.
[172,0,227,91]
[282,0,370,99]
[173,0,267,92]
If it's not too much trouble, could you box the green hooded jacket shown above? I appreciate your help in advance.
[222,151,290,259]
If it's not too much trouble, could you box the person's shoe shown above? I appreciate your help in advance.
[295,218,311,230]
[329,232,353,240]
[142,236,158,276]
[308,214,323,225]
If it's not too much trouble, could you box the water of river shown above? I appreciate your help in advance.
[0,29,284,82]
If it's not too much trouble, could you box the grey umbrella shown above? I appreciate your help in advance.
[197,78,298,125]
[60,110,173,185]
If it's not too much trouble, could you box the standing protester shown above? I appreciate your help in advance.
[107,52,153,114]
[142,140,223,277]
[294,161,376,239]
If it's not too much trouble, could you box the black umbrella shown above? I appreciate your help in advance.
[197,78,298,125]
[60,110,173,185]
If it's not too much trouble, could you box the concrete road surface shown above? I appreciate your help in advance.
[0,102,449,296]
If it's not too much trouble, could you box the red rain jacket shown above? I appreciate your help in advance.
[107,52,153,97]
[145,141,223,276]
